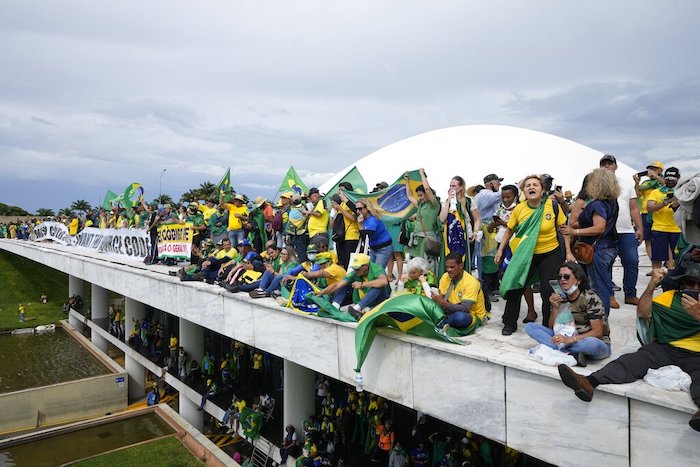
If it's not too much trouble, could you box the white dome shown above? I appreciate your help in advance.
[321,125,638,198]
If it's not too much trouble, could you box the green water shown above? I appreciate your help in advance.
[0,412,175,466]
[0,327,110,393]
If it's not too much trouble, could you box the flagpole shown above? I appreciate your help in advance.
[159,168,167,204]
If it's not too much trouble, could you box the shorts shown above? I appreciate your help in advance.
[642,215,653,241]
[650,230,680,261]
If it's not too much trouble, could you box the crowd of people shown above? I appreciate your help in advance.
[8,156,700,442]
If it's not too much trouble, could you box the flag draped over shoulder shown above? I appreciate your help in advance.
[217,168,231,193]
[355,294,459,372]
[648,290,700,343]
[278,166,309,195]
[499,201,545,296]
[240,407,263,440]
[343,169,422,226]
[102,190,118,210]
[282,276,356,322]
[324,166,368,200]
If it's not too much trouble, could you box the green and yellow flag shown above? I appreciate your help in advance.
[277,166,309,195]
[499,201,546,297]
[354,294,459,372]
[648,290,700,344]
[240,407,263,440]
[122,182,144,211]
[343,169,423,226]
[102,190,118,210]
[217,168,231,194]
[324,166,368,200]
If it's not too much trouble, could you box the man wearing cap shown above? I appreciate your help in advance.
[599,155,644,305]
[315,253,390,319]
[557,263,700,432]
[208,204,229,246]
[247,197,269,253]
[635,160,666,259]
[221,239,265,290]
[144,201,163,265]
[475,174,504,301]
[304,188,329,244]
[285,193,311,263]
[647,167,682,270]
[220,192,249,246]
[200,238,239,284]
[186,204,206,253]
[303,252,347,288]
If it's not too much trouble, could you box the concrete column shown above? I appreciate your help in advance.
[179,318,204,368]
[68,275,85,330]
[283,359,316,438]
[179,394,204,433]
[90,284,109,353]
[125,354,146,400]
[125,297,145,339]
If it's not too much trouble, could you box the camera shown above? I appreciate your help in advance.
[636,170,649,178]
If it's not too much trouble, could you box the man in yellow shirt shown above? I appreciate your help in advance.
[558,263,700,432]
[220,193,249,246]
[431,252,487,333]
[304,188,329,243]
[647,167,681,269]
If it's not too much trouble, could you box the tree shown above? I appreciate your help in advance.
[0,203,29,216]
[58,208,75,217]
[70,199,91,214]
[179,189,199,203]
[36,208,56,217]
[198,181,217,200]
[153,194,174,206]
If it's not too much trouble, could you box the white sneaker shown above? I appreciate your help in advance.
[332,302,341,309]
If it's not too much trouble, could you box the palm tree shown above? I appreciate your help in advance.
[198,181,217,200]
[70,199,91,214]
[179,189,199,203]
[36,208,56,217]
[154,194,174,206]
[58,208,75,217]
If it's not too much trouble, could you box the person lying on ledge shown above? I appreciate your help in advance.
[431,252,488,335]
[557,263,700,432]
[525,261,612,367]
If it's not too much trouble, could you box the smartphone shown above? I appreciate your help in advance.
[683,290,699,300]
[636,170,648,178]
[554,185,562,192]
[549,280,568,299]
[666,191,674,199]
[492,215,500,223]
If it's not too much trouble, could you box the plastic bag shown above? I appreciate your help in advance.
[527,344,577,367]
[643,365,691,392]
[553,303,577,349]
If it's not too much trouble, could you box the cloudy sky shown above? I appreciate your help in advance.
[1,0,699,213]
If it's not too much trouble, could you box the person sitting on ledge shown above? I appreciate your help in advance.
[221,239,265,291]
[315,253,390,320]
[200,238,238,284]
[401,256,436,296]
[430,252,488,334]
[525,261,611,367]
[557,263,700,432]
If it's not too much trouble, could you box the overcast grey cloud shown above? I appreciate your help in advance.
[1,0,699,213]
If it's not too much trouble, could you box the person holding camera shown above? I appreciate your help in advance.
[634,160,666,259]
[647,167,682,270]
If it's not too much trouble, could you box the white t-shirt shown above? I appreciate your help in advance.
[616,177,636,234]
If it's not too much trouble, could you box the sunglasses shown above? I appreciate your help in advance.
[558,274,572,280]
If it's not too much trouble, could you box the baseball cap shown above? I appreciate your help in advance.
[647,161,664,170]
[483,173,504,183]
[664,167,680,179]
[350,253,370,269]
[237,239,251,247]
[599,154,617,166]
[306,244,319,254]
[308,187,320,196]
[233,194,245,202]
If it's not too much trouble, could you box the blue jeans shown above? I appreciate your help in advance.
[334,285,390,310]
[441,311,472,328]
[370,244,393,269]
[525,323,611,360]
[588,246,617,316]
[616,233,639,299]
[227,229,246,246]
[239,280,262,292]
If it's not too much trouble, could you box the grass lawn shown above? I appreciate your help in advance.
[0,250,69,331]
[73,437,206,467]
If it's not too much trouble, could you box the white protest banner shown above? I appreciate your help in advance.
[74,227,150,260]
[33,222,70,245]
[157,223,193,260]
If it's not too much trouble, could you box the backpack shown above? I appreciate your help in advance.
[271,207,287,232]
[332,213,346,242]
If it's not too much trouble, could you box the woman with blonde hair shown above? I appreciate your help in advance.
[495,175,573,335]
[440,175,480,263]
[560,168,619,316]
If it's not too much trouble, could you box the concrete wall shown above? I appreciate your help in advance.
[2,240,699,467]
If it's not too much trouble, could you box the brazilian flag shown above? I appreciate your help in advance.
[102,190,118,210]
[217,167,231,193]
[240,407,263,440]
[354,294,460,372]
[499,201,545,297]
[648,290,700,344]
[282,276,357,322]
[278,166,309,196]
[324,166,368,200]
[343,169,423,227]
